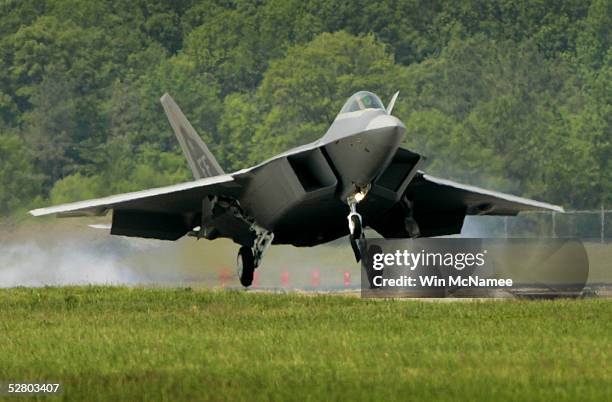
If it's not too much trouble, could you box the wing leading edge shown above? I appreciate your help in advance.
[409,172,564,215]
[29,174,234,218]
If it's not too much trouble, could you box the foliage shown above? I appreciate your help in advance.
[248,32,399,165]
[0,0,609,215]
[0,134,41,214]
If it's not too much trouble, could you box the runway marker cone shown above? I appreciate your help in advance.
[343,271,351,287]
[281,271,290,288]
[311,270,320,288]
[219,267,231,288]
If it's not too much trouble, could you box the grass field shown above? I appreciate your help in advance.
[0,287,610,401]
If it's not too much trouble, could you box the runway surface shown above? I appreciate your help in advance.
[226,284,612,299]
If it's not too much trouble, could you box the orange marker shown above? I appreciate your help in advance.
[343,271,351,287]
[281,271,290,288]
[312,270,320,288]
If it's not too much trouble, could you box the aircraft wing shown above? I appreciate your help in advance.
[29,174,235,218]
[28,174,238,240]
[409,172,564,215]
[371,170,563,238]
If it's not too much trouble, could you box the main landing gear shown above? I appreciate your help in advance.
[237,246,255,287]
[347,186,369,262]
[237,226,274,287]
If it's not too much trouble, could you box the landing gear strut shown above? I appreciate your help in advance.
[348,200,364,240]
[347,186,369,262]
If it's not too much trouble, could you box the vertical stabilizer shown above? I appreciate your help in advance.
[160,93,225,179]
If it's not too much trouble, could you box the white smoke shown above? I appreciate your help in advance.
[0,220,199,287]
[0,219,362,288]
[0,240,140,286]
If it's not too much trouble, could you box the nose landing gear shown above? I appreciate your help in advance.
[349,213,363,239]
[347,186,369,262]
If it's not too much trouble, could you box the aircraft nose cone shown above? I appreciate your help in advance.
[365,114,406,149]
[366,114,406,134]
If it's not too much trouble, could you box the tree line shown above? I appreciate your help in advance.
[0,0,609,216]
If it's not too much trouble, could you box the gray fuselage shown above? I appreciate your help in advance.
[228,106,407,246]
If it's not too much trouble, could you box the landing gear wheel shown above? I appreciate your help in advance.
[237,246,255,287]
[349,214,363,240]
[348,213,364,262]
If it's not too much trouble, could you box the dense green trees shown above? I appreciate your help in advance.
[244,32,399,165]
[395,34,597,205]
[0,134,40,213]
[0,0,609,216]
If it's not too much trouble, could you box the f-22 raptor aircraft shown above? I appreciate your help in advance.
[30,91,563,286]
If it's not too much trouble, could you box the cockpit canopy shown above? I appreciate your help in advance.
[339,91,385,114]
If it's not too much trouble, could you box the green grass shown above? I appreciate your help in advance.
[0,287,610,401]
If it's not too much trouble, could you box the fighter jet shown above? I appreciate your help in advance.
[30,91,563,286]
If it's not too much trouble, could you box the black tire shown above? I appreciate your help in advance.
[350,214,363,240]
[237,246,255,287]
